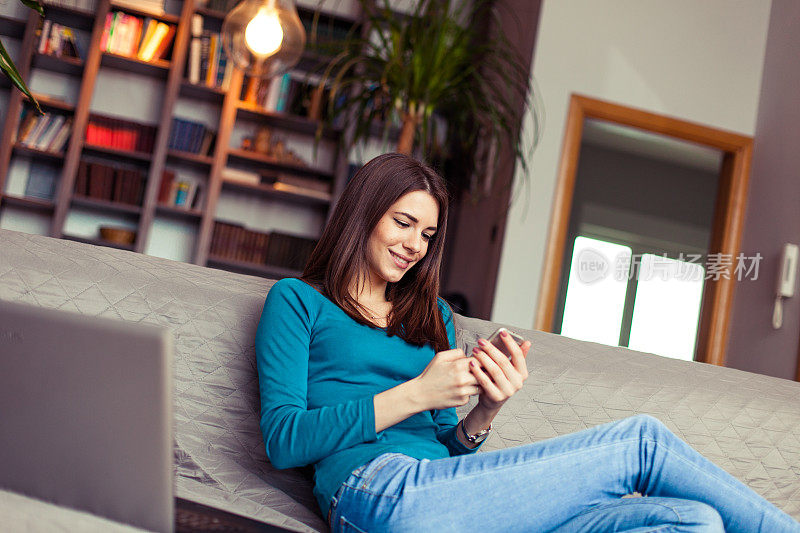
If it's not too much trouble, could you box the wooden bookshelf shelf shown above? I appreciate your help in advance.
[194,7,226,21]
[1,194,56,212]
[236,102,340,140]
[71,195,142,215]
[221,179,331,207]
[41,2,95,32]
[62,234,136,251]
[101,52,170,78]
[156,204,203,220]
[207,255,303,280]
[13,143,66,161]
[168,149,213,167]
[32,52,84,76]
[179,81,226,104]
[83,143,154,163]
[0,15,25,39]
[227,148,334,180]
[26,93,75,113]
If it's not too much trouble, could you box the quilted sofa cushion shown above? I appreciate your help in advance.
[1,229,799,531]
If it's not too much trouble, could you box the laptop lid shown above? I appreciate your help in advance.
[0,300,174,533]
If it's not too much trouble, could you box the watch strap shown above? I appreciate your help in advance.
[460,419,491,443]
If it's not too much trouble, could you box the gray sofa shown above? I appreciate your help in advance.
[1,228,799,531]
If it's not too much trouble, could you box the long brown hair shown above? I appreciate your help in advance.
[302,153,451,352]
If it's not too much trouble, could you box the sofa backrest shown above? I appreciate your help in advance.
[2,229,799,527]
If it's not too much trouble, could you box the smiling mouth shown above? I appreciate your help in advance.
[390,251,411,269]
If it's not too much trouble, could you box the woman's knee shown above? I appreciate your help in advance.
[681,501,725,531]
[627,413,670,438]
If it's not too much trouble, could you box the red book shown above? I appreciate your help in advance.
[112,169,125,202]
[158,170,175,204]
[103,166,115,200]
[74,160,89,196]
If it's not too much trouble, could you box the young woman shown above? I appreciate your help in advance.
[255,153,799,532]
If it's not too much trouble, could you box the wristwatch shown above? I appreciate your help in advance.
[460,419,492,444]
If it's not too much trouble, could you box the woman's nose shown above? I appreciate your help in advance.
[404,233,421,253]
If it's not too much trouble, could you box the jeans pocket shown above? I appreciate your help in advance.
[338,515,368,533]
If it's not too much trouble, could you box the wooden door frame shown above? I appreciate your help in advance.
[535,94,753,367]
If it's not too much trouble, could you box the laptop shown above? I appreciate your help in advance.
[0,300,174,532]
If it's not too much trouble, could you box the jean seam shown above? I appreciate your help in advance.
[404,436,644,493]
[572,498,683,523]
[342,481,401,499]
[360,453,402,488]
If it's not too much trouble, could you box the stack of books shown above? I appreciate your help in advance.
[168,117,215,155]
[38,20,88,59]
[101,11,175,62]
[157,170,203,210]
[16,110,72,153]
[85,114,157,153]
[241,74,334,120]
[187,14,232,90]
[74,160,146,206]
[210,222,317,271]
[271,173,332,201]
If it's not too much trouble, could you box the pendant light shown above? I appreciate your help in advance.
[221,0,306,79]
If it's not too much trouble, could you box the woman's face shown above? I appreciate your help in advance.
[366,190,439,285]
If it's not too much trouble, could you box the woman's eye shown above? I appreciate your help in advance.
[422,233,433,241]
[394,219,409,228]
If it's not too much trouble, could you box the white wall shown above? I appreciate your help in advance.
[491,0,773,328]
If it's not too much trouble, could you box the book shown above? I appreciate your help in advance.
[188,14,203,84]
[151,24,175,61]
[34,114,65,150]
[221,167,260,185]
[47,118,73,152]
[38,20,52,54]
[25,161,59,200]
[137,21,169,61]
[111,0,165,16]
[157,170,175,203]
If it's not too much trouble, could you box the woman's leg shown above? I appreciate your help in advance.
[551,497,724,532]
[329,414,799,533]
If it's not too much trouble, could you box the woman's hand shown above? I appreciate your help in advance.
[414,348,480,410]
[469,331,531,411]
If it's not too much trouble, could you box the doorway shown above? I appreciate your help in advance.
[536,94,753,366]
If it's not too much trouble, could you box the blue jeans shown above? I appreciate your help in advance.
[328,415,800,532]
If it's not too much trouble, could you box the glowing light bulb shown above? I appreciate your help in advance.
[244,7,284,57]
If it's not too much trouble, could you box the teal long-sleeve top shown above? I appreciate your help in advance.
[255,278,482,517]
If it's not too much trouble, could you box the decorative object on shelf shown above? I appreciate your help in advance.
[241,125,306,166]
[1,0,44,113]
[99,225,136,245]
[221,0,305,79]
[316,0,543,199]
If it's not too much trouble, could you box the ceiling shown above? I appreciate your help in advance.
[582,119,723,173]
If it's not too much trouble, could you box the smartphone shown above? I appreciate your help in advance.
[485,327,526,359]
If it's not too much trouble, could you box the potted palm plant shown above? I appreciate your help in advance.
[313,0,542,198]
[1,0,43,113]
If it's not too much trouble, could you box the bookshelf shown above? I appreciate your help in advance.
[0,0,361,280]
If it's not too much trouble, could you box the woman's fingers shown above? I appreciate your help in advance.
[510,340,532,376]
[469,360,500,398]
[471,350,516,396]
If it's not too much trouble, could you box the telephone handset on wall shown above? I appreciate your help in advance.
[772,243,798,329]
